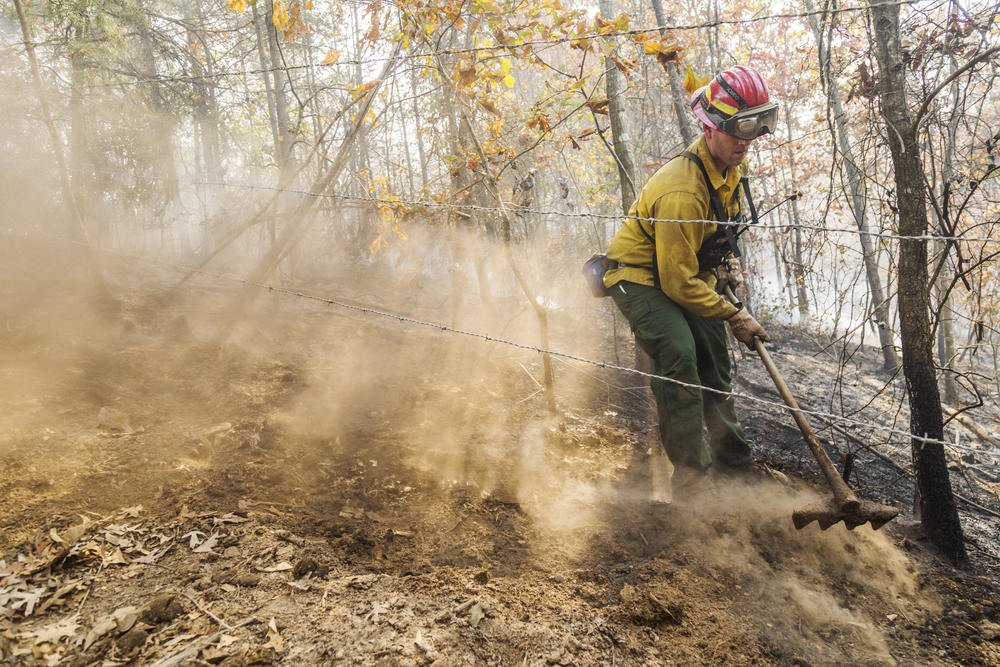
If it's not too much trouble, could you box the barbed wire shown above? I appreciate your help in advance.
[198,180,1000,246]
[4,227,997,461]
[4,1,922,90]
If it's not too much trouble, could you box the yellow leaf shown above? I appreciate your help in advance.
[684,64,710,95]
[228,0,247,12]
[321,49,342,65]
[500,58,512,75]
[272,1,289,32]
[503,74,515,88]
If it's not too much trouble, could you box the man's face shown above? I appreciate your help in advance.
[704,126,753,172]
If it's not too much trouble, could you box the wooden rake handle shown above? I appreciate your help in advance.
[724,286,859,512]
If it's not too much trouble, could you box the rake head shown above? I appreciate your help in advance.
[792,497,899,531]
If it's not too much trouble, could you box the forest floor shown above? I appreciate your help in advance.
[2,242,1000,666]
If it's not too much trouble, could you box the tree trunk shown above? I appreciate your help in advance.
[782,107,809,317]
[649,0,695,146]
[934,23,963,405]
[12,0,112,306]
[252,2,281,168]
[300,10,324,178]
[69,25,90,225]
[599,0,650,376]
[410,67,429,191]
[870,0,967,565]
[193,5,221,181]
[137,3,179,211]
[265,2,293,170]
[706,1,720,72]
[598,0,637,214]
[806,0,899,373]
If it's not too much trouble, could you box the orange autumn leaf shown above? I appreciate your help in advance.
[349,80,382,101]
[282,2,309,42]
[454,65,478,89]
[526,112,551,132]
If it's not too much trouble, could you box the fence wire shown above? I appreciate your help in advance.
[198,180,1000,246]
[4,229,998,462]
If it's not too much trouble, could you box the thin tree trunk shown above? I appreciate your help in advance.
[935,10,962,405]
[190,5,221,182]
[395,78,415,198]
[137,3,179,220]
[300,10,323,177]
[870,0,967,565]
[426,41,557,412]
[806,0,899,373]
[13,0,112,306]
[783,107,809,317]
[265,2,293,170]
[69,25,89,225]
[600,0,650,378]
[410,68,429,191]
[598,0,637,213]
[649,0,695,146]
[252,2,281,167]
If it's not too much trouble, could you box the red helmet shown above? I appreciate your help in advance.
[691,66,777,140]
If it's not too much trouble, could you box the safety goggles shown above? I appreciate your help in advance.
[718,102,778,141]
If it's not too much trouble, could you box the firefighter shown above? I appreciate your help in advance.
[602,65,776,490]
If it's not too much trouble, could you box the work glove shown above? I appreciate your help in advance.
[716,256,745,291]
[727,305,770,349]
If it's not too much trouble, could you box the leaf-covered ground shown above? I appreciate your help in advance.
[3,243,1000,666]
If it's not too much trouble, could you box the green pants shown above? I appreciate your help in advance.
[610,281,751,473]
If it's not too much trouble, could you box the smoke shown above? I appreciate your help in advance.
[0,62,933,665]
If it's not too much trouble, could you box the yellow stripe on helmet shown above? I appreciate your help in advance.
[704,84,739,116]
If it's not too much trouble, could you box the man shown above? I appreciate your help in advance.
[602,65,775,489]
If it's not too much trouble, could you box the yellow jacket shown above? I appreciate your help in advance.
[603,136,745,320]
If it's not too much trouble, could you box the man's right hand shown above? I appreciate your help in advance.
[727,306,769,348]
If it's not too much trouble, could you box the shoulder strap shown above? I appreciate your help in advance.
[681,150,742,260]
[739,176,759,228]
[681,151,729,222]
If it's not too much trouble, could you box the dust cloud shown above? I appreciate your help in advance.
[1,70,937,666]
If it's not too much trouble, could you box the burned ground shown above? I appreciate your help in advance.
[2,243,1000,666]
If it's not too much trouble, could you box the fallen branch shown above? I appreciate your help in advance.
[150,615,258,667]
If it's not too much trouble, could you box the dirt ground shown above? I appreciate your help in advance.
[3,243,1000,666]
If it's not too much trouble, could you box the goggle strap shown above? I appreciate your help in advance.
[715,74,750,111]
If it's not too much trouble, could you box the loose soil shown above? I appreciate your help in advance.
[3,245,1000,666]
